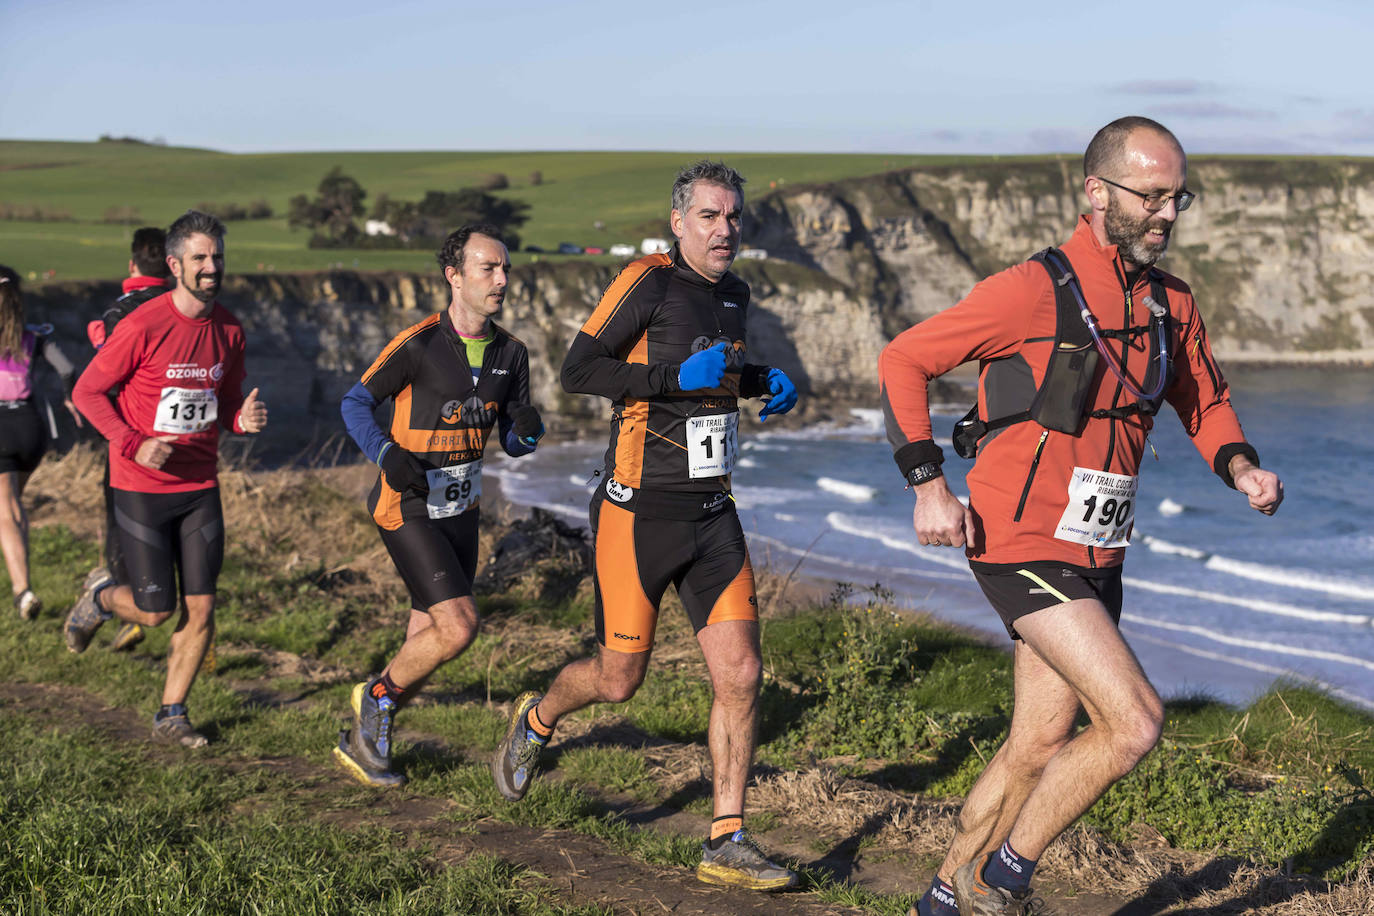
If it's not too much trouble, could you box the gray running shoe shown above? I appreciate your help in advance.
[696,829,799,891]
[110,622,146,651]
[491,691,545,801]
[152,705,209,748]
[347,679,398,773]
[15,589,41,621]
[953,853,1051,915]
[64,570,114,653]
[332,729,406,788]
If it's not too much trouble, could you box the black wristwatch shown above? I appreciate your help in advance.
[906,461,944,488]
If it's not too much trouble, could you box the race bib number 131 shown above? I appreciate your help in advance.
[1053,467,1137,548]
[154,387,218,434]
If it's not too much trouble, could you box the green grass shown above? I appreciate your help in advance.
[3,498,1373,911]
[0,140,951,280]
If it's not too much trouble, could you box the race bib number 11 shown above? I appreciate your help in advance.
[1053,467,1138,548]
[154,387,218,434]
[426,460,482,519]
[686,412,738,479]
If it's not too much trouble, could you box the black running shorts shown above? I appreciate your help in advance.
[589,479,757,653]
[970,561,1123,641]
[113,487,224,614]
[377,509,480,611]
[0,402,45,474]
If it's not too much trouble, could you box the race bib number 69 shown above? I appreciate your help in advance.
[1053,467,1138,548]
[426,460,482,519]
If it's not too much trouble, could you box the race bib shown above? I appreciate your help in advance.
[1054,467,1137,548]
[686,412,738,479]
[426,459,481,519]
[154,387,218,434]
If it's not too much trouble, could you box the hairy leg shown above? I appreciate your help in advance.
[163,594,215,706]
[536,645,652,724]
[936,637,1080,882]
[384,596,480,689]
[1004,599,1163,860]
[697,619,762,819]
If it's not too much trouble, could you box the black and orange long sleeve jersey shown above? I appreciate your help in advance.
[360,313,532,529]
[562,247,772,493]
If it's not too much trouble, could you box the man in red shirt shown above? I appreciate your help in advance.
[880,118,1282,915]
[69,210,268,748]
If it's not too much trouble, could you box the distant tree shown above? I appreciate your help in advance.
[529,170,543,187]
[247,199,273,219]
[475,172,509,191]
[385,188,528,250]
[288,167,366,242]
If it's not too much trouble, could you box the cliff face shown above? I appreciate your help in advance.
[745,157,1374,356]
[25,158,1372,447]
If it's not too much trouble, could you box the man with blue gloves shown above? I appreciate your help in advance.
[492,161,801,892]
[336,224,543,786]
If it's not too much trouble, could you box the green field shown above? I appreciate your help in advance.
[0,140,978,281]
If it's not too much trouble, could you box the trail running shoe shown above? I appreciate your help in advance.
[110,622,146,651]
[347,679,398,774]
[491,691,544,801]
[152,705,209,748]
[333,729,406,788]
[696,829,799,891]
[15,589,41,620]
[64,570,114,653]
[953,853,1051,915]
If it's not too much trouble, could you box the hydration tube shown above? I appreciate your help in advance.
[1045,250,1169,402]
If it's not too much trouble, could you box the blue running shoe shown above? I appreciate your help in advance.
[696,829,798,891]
[64,569,114,653]
[491,691,545,801]
[333,729,406,788]
[348,679,398,773]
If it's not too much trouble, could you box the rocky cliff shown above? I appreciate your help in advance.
[24,157,1372,450]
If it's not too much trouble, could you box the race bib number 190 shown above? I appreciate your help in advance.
[154,387,218,434]
[426,460,482,519]
[1053,467,1138,548]
[686,412,739,479]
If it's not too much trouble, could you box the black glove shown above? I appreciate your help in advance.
[511,404,544,445]
[379,443,428,494]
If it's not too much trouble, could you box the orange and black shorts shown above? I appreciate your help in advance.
[970,560,1123,641]
[589,478,757,653]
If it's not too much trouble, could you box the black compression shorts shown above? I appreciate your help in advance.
[589,479,757,653]
[113,487,224,614]
[377,509,480,611]
[0,402,45,474]
[970,561,1123,641]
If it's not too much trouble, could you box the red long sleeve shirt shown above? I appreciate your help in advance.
[73,292,248,493]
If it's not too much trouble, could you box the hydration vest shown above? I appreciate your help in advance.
[952,247,1172,459]
[0,330,39,401]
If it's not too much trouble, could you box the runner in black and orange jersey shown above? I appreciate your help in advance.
[491,162,801,892]
[68,210,268,749]
[334,224,544,787]
[880,118,1283,916]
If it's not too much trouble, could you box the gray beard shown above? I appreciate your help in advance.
[1105,197,1170,267]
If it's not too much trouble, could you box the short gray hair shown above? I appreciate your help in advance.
[1083,116,1182,179]
[671,161,745,215]
[166,209,227,259]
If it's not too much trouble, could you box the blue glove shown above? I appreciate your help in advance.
[758,368,798,421]
[677,341,729,391]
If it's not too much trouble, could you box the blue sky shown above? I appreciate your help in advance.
[2,0,1369,155]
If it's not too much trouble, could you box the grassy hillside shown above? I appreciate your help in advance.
[1,447,1371,914]
[0,140,978,280]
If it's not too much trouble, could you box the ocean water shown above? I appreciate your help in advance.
[488,368,1374,711]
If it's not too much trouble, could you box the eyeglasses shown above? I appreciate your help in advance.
[1097,177,1195,213]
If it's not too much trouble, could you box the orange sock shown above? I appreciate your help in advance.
[707,814,743,849]
[526,705,554,740]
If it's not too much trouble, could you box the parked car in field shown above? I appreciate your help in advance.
[737,248,768,260]
[640,237,670,255]
[525,244,546,253]
[557,242,583,255]
[584,246,605,255]
[609,243,636,257]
